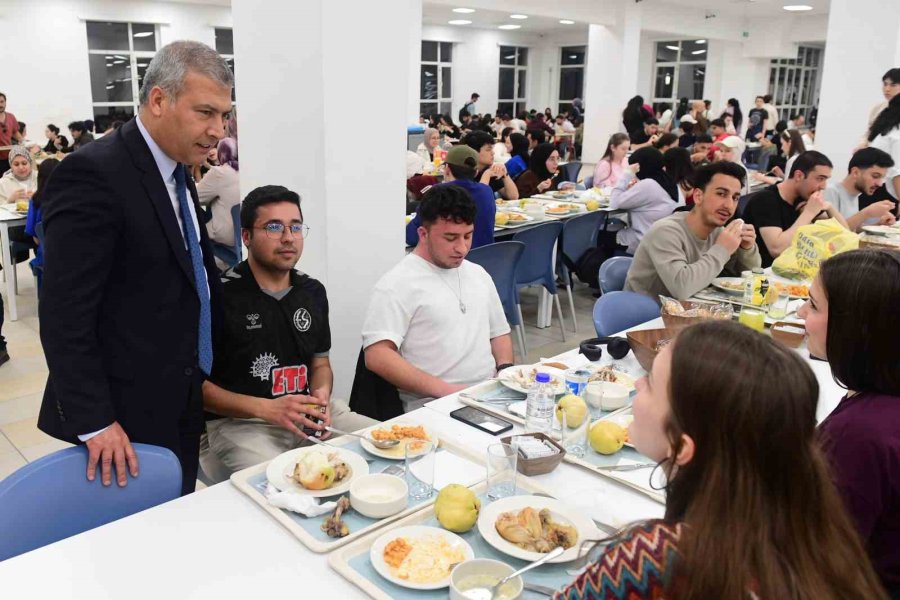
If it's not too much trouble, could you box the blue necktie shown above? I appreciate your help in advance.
[173,164,213,375]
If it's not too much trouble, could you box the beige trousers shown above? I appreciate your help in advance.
[199,399,378,484]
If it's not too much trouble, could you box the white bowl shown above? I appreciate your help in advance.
[585,381,629,411]
[450,559,523,600]
[349,473,408,518]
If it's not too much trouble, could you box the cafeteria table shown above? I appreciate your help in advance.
[0,208,27,321]
[0,317,843,598]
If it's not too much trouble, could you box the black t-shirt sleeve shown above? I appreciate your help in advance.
[488,176,505,193]
[745,191,786,230]
[630,131,650,145]
[312,282,331,355]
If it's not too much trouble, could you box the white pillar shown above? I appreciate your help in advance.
[815,0,900,175]
[232,0,411,400]
[582,3,643,165]
[407,0,423,125]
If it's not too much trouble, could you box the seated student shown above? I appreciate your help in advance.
[364,186,513,413]
[504,132,530,180]
[708,118,728,143]
[712,135,751,196]
[662,146,696,206]
[406,145,495,249]
[798,249,900,596]
[62,120,94,153]
[688,133,713,166]
[200,185,377,482]
[609,147,679,255]
[824,147,897,231]
[416,127,440,163]
[463,130,518,200]
[525,127,545,154]
[593,133,630,188]
[629,117,660,150]
[554,321,887,600]
[515,143,562,198]
[743,151,848,267]
[677,115,697,148]
[652,132,679,153]
[493,126,513,162]
[197,138,242,262]
[42,124,69,154]
[625,162,760,300]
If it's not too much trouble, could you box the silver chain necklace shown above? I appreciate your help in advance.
[437,268,466,314]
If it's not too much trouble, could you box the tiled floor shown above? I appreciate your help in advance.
[0,260,602,482]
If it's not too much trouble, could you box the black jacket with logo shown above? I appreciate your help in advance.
[209,261,330,425]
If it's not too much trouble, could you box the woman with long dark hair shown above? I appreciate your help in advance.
[609,147,678,254]
[514,142,560,197]
[555,321,888,600]
[722,98,743,135]
[623,95,650,137]
[504,132,530,180]
[438,114,461,140]
[798,249,900,595]
[592,133,630,188]
[754,129,807,185]
[663,147,695,206]
[867,94,900,199]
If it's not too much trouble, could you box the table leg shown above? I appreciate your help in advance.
[0,222,17,321]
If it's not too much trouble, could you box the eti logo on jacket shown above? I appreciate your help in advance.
[293,308,312,332]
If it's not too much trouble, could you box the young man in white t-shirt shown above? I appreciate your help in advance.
[362,185,514,412]
[823,147,897,232]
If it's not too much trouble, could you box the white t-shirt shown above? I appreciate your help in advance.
[362,254,511,404]
[869,126,900,199]
[824,181,862,223]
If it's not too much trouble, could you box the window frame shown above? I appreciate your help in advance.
[768,45,822,122]
[214,27,236,103]
[498,45,528,118]
[650,39,708,115]
[557,45,586,115]
[420,41,452,117]
[86,21,159,117]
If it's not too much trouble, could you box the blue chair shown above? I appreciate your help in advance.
[559,161,582,184]
[0,443,182,561]
[558,211,607,331]
[466,241,527,359]
[512,222,568,345]
[598,256,633,294]
[211,203,242,270]
[584,175,594,189]
[592,291,660,337]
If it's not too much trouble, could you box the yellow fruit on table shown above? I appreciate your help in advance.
[585,200,600,211]
[555,394,588,428]
[434,483,481,533]
[495,212,510,226]
[589,421,626,455]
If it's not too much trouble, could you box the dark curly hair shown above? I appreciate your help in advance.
[418,184,476,227]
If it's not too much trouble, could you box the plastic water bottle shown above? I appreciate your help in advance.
[525,372,555,435]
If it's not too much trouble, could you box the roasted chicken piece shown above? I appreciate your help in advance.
[321,496,351,538]
[495,507,578,552]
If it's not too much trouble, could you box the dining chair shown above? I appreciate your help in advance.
[592,291,660,337]
[512,222,567,346]
[466,241,528,359]
[584,175,594,189]
[598,256,633,294]
[0,443,182,562]
[558,210,607,331]
[559,161,582,184]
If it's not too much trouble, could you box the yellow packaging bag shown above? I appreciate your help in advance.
[772,218,859,280]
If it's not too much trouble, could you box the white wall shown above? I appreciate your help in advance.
[0,0,231,141]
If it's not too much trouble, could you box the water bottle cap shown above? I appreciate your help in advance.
[535,372,551,384]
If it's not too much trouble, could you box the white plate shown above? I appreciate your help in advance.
[543,202,580,216]
[498,364,568,395]
[266,445,369,497]
[712,277,745,296]
[476,495,600,564]
[583,366,636,392]
[358,422,438,460]
[370,525,474,590]
[862,224,900,237]
[495,213,535,229]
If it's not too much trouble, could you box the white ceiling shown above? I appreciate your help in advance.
[422,3,588,35]
[655,0,829,18]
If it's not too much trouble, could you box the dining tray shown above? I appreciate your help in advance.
[328,478,591,600]
[230,428,484,553]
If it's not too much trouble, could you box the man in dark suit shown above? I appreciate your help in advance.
[38,40,234,495]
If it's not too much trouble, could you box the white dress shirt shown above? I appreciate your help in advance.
[78,115,205,442]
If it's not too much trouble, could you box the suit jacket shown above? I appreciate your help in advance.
[38,118,223,444]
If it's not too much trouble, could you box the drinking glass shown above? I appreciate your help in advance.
[486,443,517,501]
[768,289,790,319]
[738,306,766,332]
[560,408,589,458]
[405,440,436,501]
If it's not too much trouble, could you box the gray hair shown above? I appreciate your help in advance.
[139,40,234,106]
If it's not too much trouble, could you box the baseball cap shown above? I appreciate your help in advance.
[445,145,480,169]
[717,136,744,150]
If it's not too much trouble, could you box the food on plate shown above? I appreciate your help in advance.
[555,394,588,428]
[494,507,578,553]
[717,279,744,291]
[506,212,527,221]
[541,361,569,370]
[383,535,468,583]
[369,424,430,455]
[773,282,809,299]
[551,191,573,199]
[590,421,626,455]
[292,450,351,490]
[435,483,481,533]
[585,199,601,211]
[660,297,732,320]
[506,367,562,390]
[587,366,630,386]
[546,206,569,215]
[321,496,351,538]
[495,212,510,226]
[16,200,29,212]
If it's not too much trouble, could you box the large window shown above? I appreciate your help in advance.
[558,46,585,115]
[86,21,158,130]
[498,46,528,118]
[420,41,452,117]
[214,28,236,103]
[769,46,822,123]
[651,40,707,115]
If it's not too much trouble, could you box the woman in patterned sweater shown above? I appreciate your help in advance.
[555,321,887,600]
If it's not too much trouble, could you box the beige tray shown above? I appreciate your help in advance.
[328,477,578,599]
[230,428,485,553]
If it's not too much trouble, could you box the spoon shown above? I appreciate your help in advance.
[464,546,565,600]
[325,426,399,450]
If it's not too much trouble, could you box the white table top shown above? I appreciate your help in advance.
[0,317,844,598]
[0,207,27,223]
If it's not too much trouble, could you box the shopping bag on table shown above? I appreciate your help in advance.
[772,218,859,280]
